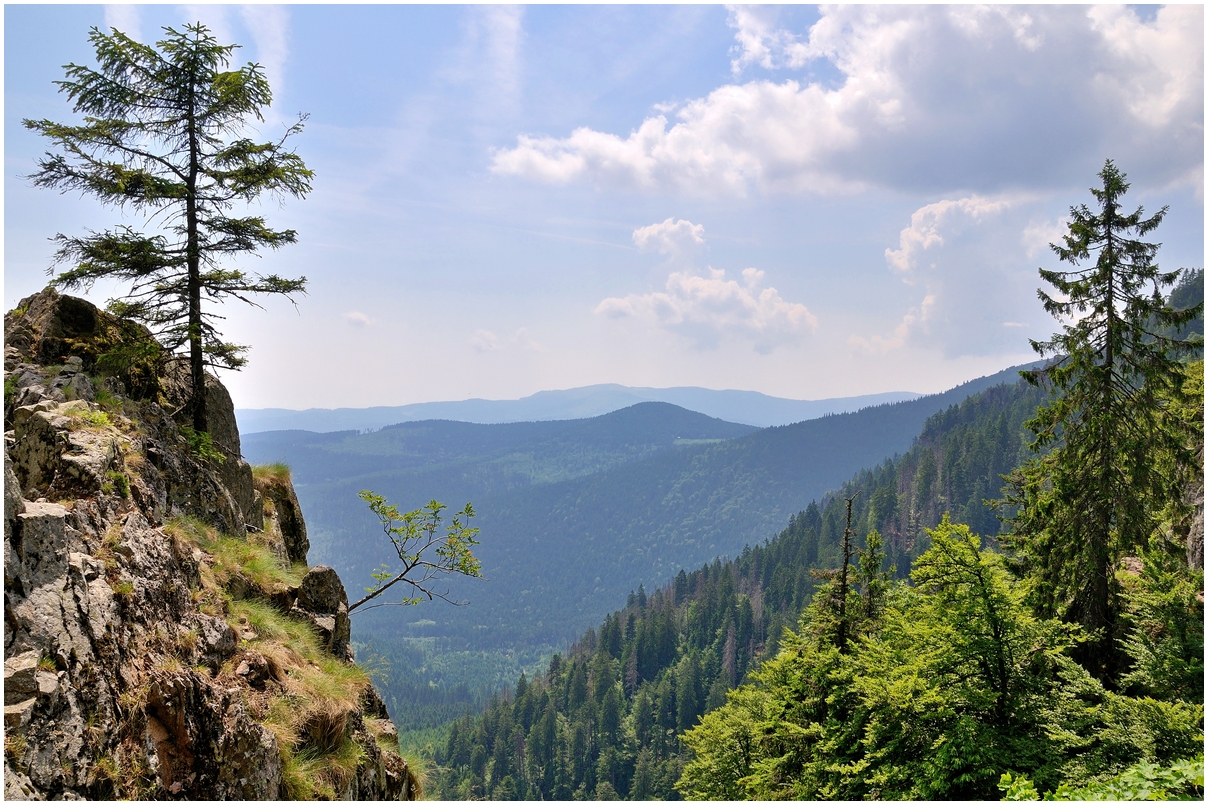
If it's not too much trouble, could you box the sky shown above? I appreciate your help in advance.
[4,3,1204,410]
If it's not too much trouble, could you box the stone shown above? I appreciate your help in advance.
[4,697,37,729]
[4,650,41,705]
[197,615,238,667]
[233,652,275,689]
[259,479,309,565]
[2,763,41,800]
[216,707,282,800]
[295,565,348,614]
[15,503,70,585]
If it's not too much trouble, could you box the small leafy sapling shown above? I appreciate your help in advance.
[350,491,482,613]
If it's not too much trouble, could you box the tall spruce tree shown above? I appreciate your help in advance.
[1003,160,1201,680]
[24,24,312,433]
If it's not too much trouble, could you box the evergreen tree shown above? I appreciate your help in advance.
[1003,160,1201,679]
[24,24,312,432]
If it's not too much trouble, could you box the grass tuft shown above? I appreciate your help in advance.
[165,515,393,799]
[167,516,305,595]
[252,462,292,487]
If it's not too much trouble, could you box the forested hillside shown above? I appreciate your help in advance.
[247,362,1035,648]
[242,364,1036,716]
[429,375,1050,798]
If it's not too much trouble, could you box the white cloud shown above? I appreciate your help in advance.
[632,218,705,258]
[471,329,500,352]
[344,311,372,327]
[885,196,1013,278]
[239,5,290,105]
[492,5,1203,197]
[855,194,1057,357]
[726,4,810,75]
[849,294,936,354]
[181,5,233,49]
[471,327,542,353]
[598,220,817,353]
[444,5,525,115]
[1021,217,1069,260]
[103,5,141,41]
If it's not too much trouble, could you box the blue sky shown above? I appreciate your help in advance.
[4,4,1203,409]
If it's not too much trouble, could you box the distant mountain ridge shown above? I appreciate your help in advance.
[244,360,1042,654]
[235,384,922,433]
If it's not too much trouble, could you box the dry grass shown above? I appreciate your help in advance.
[252,462,292,487]
[164,515,397,799]
[223,598,373,799]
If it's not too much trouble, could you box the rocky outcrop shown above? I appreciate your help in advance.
[4,290,415,800]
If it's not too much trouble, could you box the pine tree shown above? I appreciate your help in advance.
[24,24,312,432]
[1003,159,1201,680]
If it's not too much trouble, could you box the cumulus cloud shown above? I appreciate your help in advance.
[344,311,373,327]
[1021,217,1069,259]
[885,196,1014,278]
[727,4,810,74]
[598,219,815,353]
[849,295,937,355]
[492,5,1202,196]
[854,195,1056,357]
[632,218,705,258]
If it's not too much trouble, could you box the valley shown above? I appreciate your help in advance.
[243,362,1037,726]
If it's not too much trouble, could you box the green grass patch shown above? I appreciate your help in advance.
[167,516,305,593]
[64,406,113,430]
[227,597,376,799]
[164,516,398,798]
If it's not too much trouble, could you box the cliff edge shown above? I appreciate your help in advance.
[3,289,417,800]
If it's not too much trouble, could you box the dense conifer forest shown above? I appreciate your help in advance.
[428,375,1054,798]
[429,254,1204,800]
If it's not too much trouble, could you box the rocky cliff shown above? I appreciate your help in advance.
[4,289,417,800]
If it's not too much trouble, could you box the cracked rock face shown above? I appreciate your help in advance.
[4,289,414,801]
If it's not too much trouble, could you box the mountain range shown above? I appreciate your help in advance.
[235,385,922,433]
[242,361,1040,708]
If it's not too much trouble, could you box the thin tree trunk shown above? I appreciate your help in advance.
[836,491,859,652]
[1088,211,1117,680]
[186,53,206,433]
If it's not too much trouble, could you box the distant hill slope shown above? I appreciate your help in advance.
[244,402,756,503]
[236,385,921,432]
[244,362,1040,656]
[429,376,1049,800]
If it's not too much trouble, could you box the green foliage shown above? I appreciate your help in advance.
[1001,754,1204,800]
[179,425,225,464]
[94,330,164,400]
[1119,550,1204,704]
[25,23,311,432]
[4,374,19,408]
[1002,162,1202,676]
[102,470,129,499]
[351,492,481,611]
[64,407,113,430]
[676,520,1203,801]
